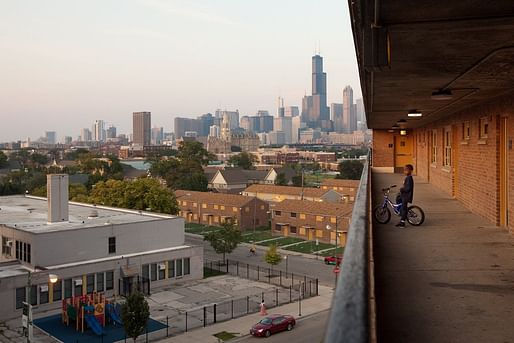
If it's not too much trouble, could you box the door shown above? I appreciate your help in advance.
[283,226,289,237]
[307,228,314,241]
[500,117,509,226]
[394,135,414,173]
[452,125,459,198]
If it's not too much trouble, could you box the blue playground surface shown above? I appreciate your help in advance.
[34,314,167,343]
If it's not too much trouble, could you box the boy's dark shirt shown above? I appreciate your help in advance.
[400,175,414,203]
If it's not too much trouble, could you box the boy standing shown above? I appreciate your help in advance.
[396,164,414,227]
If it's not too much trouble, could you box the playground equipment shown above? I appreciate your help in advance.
[105,302,123,326]
[61,292,107,335]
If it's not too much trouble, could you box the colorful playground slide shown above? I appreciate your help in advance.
[85,314,104,335]
[106,303,123,326]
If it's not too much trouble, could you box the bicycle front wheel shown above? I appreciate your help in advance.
[374,205,391,224]
[407,205,425,226]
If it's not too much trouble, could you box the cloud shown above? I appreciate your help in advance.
[138,0,236,26]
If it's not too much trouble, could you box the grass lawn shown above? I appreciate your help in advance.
[304,173,336,187]
[319,247,345,256]
[203,267,226,279]
[185,223,220,235]
[260,237,305,247]
[284,241,338,254]
[241,230,273,243]
[214,331,238,341]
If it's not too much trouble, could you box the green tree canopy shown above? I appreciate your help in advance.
[121,291,150,342]
[0,151,7,168]
[264,244,282,273]
[228,152,256,170]
[204,220,242,262]
[88,178,179,214]
[336,160,364,180]
[275,172,287,186]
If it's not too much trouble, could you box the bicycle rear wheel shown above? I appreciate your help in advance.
[407,205,425,226]
[374,205,391,224]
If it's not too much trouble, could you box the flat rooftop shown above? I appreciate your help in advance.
[0,195,178,234]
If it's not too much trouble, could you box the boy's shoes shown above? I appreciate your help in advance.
[395,221,406,228]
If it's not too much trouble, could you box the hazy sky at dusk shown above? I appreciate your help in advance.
[0,0,361,142]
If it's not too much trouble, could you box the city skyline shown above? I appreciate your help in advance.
[0,0,361,142]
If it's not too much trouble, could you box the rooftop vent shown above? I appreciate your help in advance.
[47,174,69,223]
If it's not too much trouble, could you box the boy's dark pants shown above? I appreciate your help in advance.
[400,200,409,221]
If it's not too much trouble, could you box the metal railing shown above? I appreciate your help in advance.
[324,155,373,342]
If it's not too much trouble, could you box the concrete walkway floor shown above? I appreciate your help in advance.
[373,173,514,343]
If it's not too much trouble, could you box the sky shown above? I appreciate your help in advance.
[0,0,361,142]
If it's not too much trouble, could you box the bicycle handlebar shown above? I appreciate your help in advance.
[381,185,397,192]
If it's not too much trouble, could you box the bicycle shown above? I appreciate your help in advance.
[373,185,425,226]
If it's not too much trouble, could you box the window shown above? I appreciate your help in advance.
[290,212,297,218]
[462,121,470,140]
[64,279,72,298]
[260,205,265,210]
[168,260,175,278]
[214,204,219,209]
[106,271,114,291]
[142,264,150,280]
[108,237,116,254]
[158,263,166,280]
[274,224,282,232]
[202,203,207,209]
[316,230,323,238]
[184,258,190,275]
[16,287,25,309]
[53,280,62,301]
[233,207,238,212]
[26,244,31,263]
[176,259,183,277]
[23,243,26,262]
[96,273,104,292]
[245,207,250,213]
[444,128,452,167]
[316,215,323,222]
[431,130,437,164]
[275,210,281,216]
[86,274,95,294]
[220,205,225,210]
[300,213,306,219]
[15,240,20,259]
[330,217,337,223]
[193,202,197,207]
[39,284,49,304]
[479,117,489,139]
[150,264,157,281]
[2,236,11,256]
[290,226,297,234]
[182,201,187,206]
[74,279,83,297]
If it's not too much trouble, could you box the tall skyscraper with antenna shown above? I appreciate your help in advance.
[301,54,330,129]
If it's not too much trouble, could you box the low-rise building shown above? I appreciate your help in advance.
[242,184,343,203]
[320,179,360,201]
[271,199,353,246]
[208,169,268,194]
[262,167,297,185]
[0,174,202,321]
[175,190,269,230]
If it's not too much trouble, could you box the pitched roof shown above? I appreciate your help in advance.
[272,199,353,217]
[175,190,254,207]
[216,169,268,184]
[269,167,297,181]
[321,179,361,188]
[244,184,328,198]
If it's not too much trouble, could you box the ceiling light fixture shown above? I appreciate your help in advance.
[391,124,400,130]
[397,119,407,124]
[400,130,407,136]
[431,89,453,101]
[407,110,423,117]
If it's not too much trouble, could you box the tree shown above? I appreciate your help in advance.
[336,160,364,180]
[0,151,7,168]
[121,291,150,342]
[264,244,282,275]
[228,152,256,170]
[204,220,242,262]
[291,175,303,187]
[88,178,179,214]
[275,172,287,186]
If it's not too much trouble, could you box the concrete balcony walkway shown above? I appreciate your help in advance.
[373,173,514,343]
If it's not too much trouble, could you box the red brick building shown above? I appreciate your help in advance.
[271,200,353,246]
[174,190,269,230]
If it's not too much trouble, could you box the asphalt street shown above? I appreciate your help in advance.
[185,235,338,287]
[236,309,329,343]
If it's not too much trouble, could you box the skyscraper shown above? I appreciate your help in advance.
[219,110,239,130]
[133,112,151,146]
[45,131,56,144]
[93,120,106,142]
[343,86,357,132]
[331,103,344,133]
[301,54,329,128]
[285,106,299,117]
[80,128,92,141]
[274,116,292,144]
[106,125,117,139]
[151,127,164,145]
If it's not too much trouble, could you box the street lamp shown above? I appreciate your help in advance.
[283,255,288,276]
[24,272,58,343]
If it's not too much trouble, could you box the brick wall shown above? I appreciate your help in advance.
[372,130,395,170]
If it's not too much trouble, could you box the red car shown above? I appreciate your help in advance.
[250,314,296,337]
[324,255,343,265]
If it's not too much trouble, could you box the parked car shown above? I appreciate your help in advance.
[324,255,343,265]
[250,314,296,337]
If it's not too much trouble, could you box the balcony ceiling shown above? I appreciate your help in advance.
[350,0,514,129]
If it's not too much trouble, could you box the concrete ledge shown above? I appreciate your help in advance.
[371,167,394,173]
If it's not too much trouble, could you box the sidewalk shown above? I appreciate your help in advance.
[155,285,333,343]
